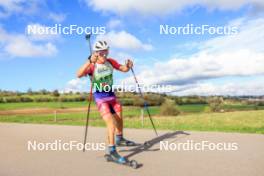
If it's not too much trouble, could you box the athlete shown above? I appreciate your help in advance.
[77,40,136,164]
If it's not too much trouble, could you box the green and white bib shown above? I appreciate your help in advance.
[92,61,113,91]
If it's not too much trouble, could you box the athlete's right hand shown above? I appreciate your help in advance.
[90,53,98,63]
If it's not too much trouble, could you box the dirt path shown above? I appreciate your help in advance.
[0,107,96,115]
[0,123,263,176]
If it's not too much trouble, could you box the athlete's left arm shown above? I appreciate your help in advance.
[108,58,133,72]
[119,59,133,72]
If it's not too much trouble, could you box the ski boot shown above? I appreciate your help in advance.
[104,146,139,169]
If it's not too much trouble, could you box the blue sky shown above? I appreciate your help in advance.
[0,0,264,95]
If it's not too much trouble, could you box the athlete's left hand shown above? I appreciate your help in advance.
[125,59,133,69]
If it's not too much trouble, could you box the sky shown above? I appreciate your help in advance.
[0,0,264,96]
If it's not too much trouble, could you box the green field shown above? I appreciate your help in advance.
[0,102,206,113]
[0,102,203,113]
[1,102,264,134]
[0,109,263,134]
[1,102,263,112]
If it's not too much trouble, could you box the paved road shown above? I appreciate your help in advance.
[0,123,263,176]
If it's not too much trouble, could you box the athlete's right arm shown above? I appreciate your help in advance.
[77,54,98,78]
[77,60,92,78]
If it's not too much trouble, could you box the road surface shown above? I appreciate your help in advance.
[0,123,263,176]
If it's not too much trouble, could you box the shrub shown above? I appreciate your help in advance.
[174,97,183,105]
[34,97,53,102]
[120,99,134,106]
[73,96,86,102]
[133,96,145,107]
[182,96,207,104]
[160,99,180,116]
[58,96,87,102]
[59,97,70,102]
[4,97,21,102]
[256,101,264,106]
[145,94,165,106]
[133,93,165,107]
[20,97,33,102]
[207,97,224,112]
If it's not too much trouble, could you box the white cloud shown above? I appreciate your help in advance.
[107,19,122,29]
[62,78,88,93]
[0,0,67,23]
[109,51,133,63]
[87,0,264,16]
[96,30,153,51]
[48,12,66,23]
[5,38,57,57]
[122,49,264,86]
[121,17,264,95]
[0,27,58,58]
[0,0,39,18]
[201,17,264,53]
[177,81,264,96]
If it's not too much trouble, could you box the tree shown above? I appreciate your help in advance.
[27,88,33,95]
[40,89,48,95]
[53,90,60,97]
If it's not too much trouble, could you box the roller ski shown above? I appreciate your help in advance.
[104,146,139,169]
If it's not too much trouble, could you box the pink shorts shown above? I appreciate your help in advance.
[96,99,122,117]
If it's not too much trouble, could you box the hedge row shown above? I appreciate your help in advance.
[0,96,87,103]
[132,94,165,107]
[174,97,207,105]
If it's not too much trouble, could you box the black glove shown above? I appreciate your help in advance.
[88,55,91,61]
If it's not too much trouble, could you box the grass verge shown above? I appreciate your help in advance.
[0,109,263,134]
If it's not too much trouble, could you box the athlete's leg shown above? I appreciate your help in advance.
[113,113,123,135]
[110,100,136,146]
[97,102,115,145]
[98,104,126,163]
[110,100,123,135]
[103,113,116,145]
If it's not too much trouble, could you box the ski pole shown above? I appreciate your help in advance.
[85,34,92,54]
[83,34,94,152]
[130,67,158,136]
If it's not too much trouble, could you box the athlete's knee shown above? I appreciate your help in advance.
[113,102,122,112]
[98,103,111,117]
[102,112,113,121]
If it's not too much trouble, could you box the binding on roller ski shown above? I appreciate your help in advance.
[77,34,158,169]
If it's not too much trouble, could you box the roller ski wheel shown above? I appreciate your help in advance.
[104,154,139,169]
[129,160,139,169]
[104,154,112,162]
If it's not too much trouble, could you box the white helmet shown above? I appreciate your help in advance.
[93,40,109,51]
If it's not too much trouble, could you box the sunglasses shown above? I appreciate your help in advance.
[97,50,109,56]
